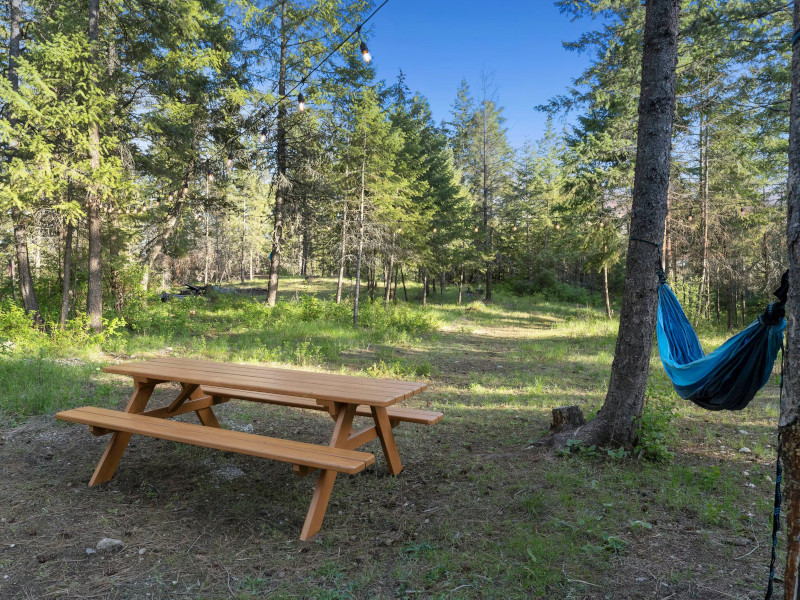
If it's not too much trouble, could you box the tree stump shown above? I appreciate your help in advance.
[550,406,585,432]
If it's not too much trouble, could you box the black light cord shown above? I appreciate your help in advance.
[196,0,391,180]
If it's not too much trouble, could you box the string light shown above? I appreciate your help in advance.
[360,41,371,64]
[151,1,391,201]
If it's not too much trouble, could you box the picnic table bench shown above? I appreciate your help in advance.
[56,357,441,540]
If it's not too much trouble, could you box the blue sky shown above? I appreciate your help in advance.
[366,0,596,148]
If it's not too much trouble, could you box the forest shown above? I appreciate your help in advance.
[3,0,800,599]
[0,0,790,332]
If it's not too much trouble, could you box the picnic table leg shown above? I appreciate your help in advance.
[371,406,403,475]
[191,387,221,428]
[89,380,155,486]
[300,403,357,540]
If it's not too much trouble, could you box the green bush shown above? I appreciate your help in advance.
[634,396,678,461]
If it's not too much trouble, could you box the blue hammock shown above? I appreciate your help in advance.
[656,272,787,411]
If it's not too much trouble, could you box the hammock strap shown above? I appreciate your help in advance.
[765,341,785,600]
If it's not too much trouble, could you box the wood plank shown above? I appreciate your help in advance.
[89,380,155,486]
[136,359,425,400]
[56,407,374,474]
[203,387,444,425]
[147,357,423,392]
[65,406,372,462]
[103,358,427,405]
[104,363,398,405]
[371,406,403,475]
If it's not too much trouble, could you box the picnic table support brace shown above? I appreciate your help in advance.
[300,402,357,541]
[89,380,155,486]
[371,406,403,475]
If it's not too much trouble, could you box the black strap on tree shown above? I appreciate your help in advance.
[765,272,789,600]
[765,344,784,600]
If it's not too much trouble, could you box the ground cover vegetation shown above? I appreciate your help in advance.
[0,0,796,597]
[0,278,785,598]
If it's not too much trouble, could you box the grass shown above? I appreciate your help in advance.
[0,276,784,599]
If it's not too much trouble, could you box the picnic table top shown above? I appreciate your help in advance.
[103,357,428,407]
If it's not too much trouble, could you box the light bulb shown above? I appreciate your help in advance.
[474,226,479,233]
[512,225,517,232]
[183,182,189,195]
[360,41,371,64]
[260,128,267,144]
[555,223,560,230]
[207,171,214,183]
[688,210,693,222]
[168,193,174,202]
[227,152,234,168]
[297,92,305,112]
[599,221,604,228]
[397,227,402,234]
[433,227,437,234]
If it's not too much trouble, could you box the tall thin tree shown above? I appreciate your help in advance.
[549,0,681,448]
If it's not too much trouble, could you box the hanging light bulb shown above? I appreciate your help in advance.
[599,221,604,228]
[260,127,268,144]
[168,192,174,202]
[227,151,234,168]
[474,226,479,233]
[555,223,560,230]
[183,181,189,195]
[297,92,306,112]
[512,224,517,232]
[360,41,372,64]
[432,226,437,234]
[688,208,693,222]
[207,170,214,183]
[397,226,402,234]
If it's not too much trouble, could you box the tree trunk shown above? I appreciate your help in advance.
[603,264,612,319]
[353,133,367,326]
[384,233,395,307]
[458,267,464,305]
[143,195,187,290]
[60,222,74,330]
[267,0,287,307]
[696,116,710,321]
[400,266,408,301]
[482,90,492,302]
[86,0,103,332]
[422,270,428,307]
[336,176,348,304]
[549,0,679,449]
[7,0,42,325]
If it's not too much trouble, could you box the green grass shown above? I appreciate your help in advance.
[0,276,784,598]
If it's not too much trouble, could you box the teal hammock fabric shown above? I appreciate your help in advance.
[656,272,787,411]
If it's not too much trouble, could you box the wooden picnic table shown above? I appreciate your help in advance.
[56,357,441,540]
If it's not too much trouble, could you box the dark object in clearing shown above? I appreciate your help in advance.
[550,405,585,432]
[160,283,239,302]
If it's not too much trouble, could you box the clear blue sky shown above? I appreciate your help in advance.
[366,0,596,148]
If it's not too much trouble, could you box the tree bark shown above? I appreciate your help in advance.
[60,221,74,330]
[86,0,103,332]
[7,0,42,325]
[548,0,679,449]
[336,172,349,303]
[603,264,612,319]
[782,78,800,576]
[266,0,288,307]
[352,132,367,325]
